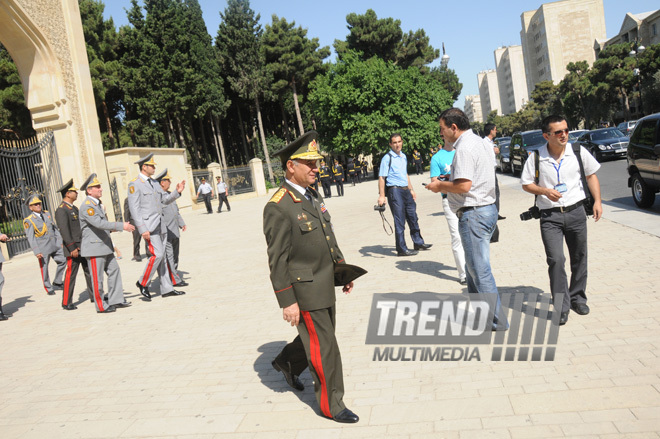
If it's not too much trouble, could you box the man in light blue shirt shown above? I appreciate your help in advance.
[377,133,431,256]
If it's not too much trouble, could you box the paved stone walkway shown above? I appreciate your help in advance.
[1,172,659,438]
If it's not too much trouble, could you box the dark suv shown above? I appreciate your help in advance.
[627,112,660,208]
[509,130,546,175]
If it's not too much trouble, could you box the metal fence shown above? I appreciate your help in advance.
[224,166,253,195]
[0,131,62,257]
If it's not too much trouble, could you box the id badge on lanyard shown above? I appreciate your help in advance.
[553,160,567,193]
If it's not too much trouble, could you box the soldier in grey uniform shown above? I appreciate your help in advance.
[263,131,359,424]
[0,232,9,320]
[127,153,186,300]
[23,195,66,295]
[79,174,135,313]
[154,169,188,285]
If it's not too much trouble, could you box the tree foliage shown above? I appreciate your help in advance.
[0,44,34,138]
[309,51,452,157]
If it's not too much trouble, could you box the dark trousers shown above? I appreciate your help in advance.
[491,175,501,243]
[202,193,212,213]
[171,236,180,270]
[386,186,424,253]
[321,179,332,198]
[334,179,344,196]
[132,229,142,258]
[415,161,423,175]
[540,206,588,313]
[217,194,231,212]
[275,306,346,418]
[62,255,94,306]
[348,173,357,186]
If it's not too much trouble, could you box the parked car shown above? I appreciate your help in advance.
[576,128,628,162]
[494,136,511,145]
[569,130,588,141]
[496,140,511,173]
[617,120,637,136]
[627,113,660,208]
[509,130,546,175]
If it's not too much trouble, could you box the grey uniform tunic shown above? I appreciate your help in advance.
[79,197,125,312]
[24,211,66,294]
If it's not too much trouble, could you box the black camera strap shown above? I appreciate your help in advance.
[533,149,540,207]
[379,209,393,235]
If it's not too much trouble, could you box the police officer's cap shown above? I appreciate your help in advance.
[273,131,324,166]
[135,153,156,168]
[154,169,171,182]
[57,178,78,197]
[80,173,101,192]
[26,195,42,207]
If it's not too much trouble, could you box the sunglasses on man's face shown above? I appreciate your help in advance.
[548,129,569,136]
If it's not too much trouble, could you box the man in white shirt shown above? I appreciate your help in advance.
[426,108,507,331]
[520,115,602,325]
[215,176,231,213]
[196,177,214,214]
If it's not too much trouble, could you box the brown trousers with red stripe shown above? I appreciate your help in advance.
[277,305,346,418]
[62,255,94,307]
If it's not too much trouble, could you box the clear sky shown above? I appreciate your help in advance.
[102,0,659,108]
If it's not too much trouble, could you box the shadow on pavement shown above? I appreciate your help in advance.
[2,295,33,317]
[359,245,397,258]
[255,341,317,411]
[396,259,459,282]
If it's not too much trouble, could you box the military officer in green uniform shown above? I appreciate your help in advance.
[263,131,359,424]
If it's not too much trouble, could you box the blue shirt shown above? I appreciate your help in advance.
[430,149,455,178]
[379,150,408,187]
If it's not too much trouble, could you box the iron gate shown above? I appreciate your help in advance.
[109,177,123,221]
[0,131,62,257]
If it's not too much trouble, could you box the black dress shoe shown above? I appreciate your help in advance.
[136,281,151,301]
[162,290,185,297]
[397,249,419,256]
[97,306,116,313]
[272,359,304,391]
[132,256,142,262]
[559,311,569,325]
[498,215,507,220]
[414,243,433,250]
[114,301,132,308]
[47,290,56,295]
[53,282,64,290]
[175,280,189,287]
[332,408,359,423]
[571,302,590,315]
[62,304,77,310]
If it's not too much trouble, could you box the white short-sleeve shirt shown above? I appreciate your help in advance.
[520,143,600,210]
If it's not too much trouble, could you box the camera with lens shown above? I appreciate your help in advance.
[374,204,386,212]
[520,205,541,221]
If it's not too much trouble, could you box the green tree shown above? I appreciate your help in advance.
[262,15,330,137]
[335,9,439,69]
[0,44,34,138]
[79,0,123,149]
[560,61,597,129]
[216,0,274,183]
[590,43,638,119]
[309,51,451,157]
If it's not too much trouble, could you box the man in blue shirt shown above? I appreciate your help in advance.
[430,141,466,284]
[377,133,431,256]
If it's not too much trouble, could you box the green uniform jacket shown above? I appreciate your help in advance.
[263,182,345,311]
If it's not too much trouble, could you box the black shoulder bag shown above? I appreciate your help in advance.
[572,143,595,216]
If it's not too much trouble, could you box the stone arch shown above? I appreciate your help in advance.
[0,0,109,201]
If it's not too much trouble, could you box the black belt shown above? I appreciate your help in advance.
[388,186,409,190]
[541,200,584,214]
[456,204,494,218]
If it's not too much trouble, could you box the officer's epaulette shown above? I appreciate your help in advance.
[85,200,91,205]
[269,188,287,204]
[130,177,138,183]
[288,190,302,203]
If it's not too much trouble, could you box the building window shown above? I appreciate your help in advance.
[653,23,657,36]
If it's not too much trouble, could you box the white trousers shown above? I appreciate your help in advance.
[443,197,466,281]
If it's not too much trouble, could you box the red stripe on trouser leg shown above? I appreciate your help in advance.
[39,258,48,294]
[90,257,104,312]
[167,260,175,284]
[62,257,73,305]
[140,240,156,286]
[301,311,332,418]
